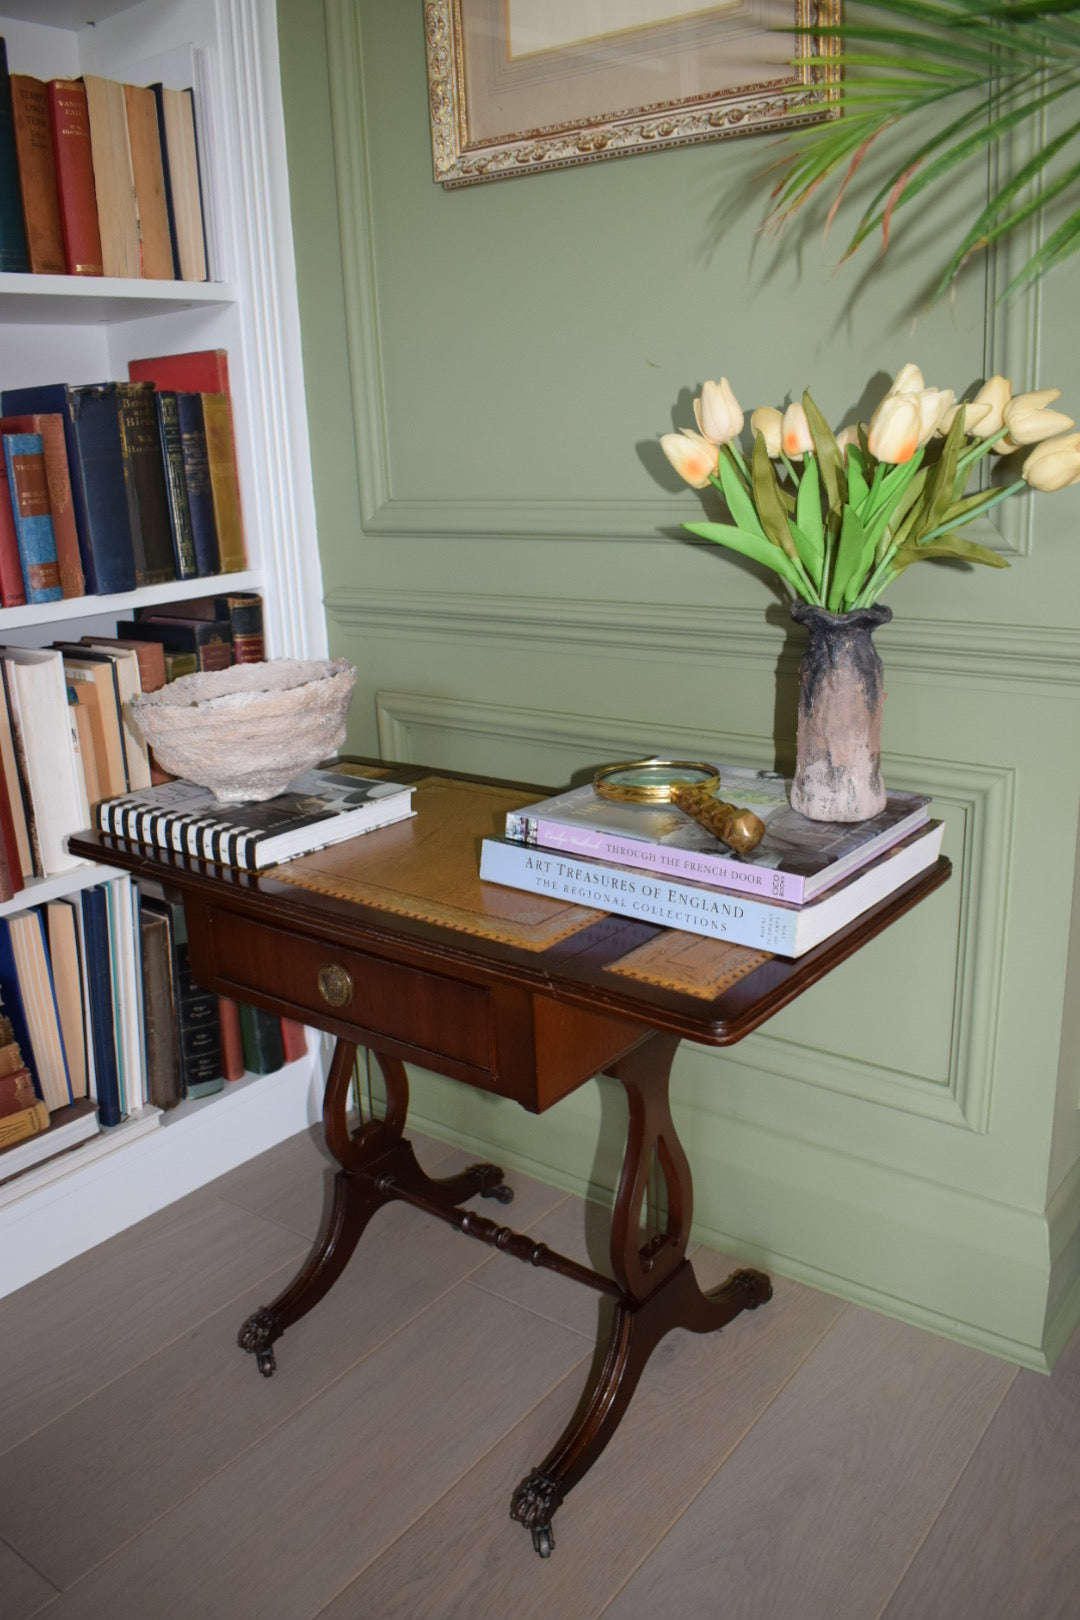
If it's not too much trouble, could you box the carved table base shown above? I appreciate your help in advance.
[237,1031,771,1555]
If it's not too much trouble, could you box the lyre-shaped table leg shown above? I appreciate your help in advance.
[237,1040,510,1375]
[510,1033,771,1555]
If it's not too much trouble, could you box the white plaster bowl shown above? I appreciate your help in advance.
[128,657,357,802]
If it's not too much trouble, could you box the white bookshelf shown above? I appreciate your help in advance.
[0,0,329,1297]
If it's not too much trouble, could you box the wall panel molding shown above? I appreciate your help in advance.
[330,587,1080,686]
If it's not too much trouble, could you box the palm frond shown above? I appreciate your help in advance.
[764,0,1080,297]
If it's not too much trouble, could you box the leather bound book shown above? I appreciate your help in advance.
[0,443,28,607]
[9,74,66,274]
[115,382,177,586]
[0,1065,36,1120]
[1,411,86,597]
[201,391,246,571]
[0,40,29,272]
[174,391,219,575]
[46,79,103,275]
[153,392,198,578]
[1,433,63,603]
[238,1001,285,1076]
[122,82,174,280]
[218,995,245,1081]
[1,381,138,596]
[279,1017,308,1064]
[0,754,24,902]
[219,591,264,662]
[82,74,140,279]
[0,1036,26,1076]
[124,613,232,671]
[0,1099,50,1153]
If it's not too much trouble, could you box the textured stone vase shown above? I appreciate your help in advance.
[789,602,891,822]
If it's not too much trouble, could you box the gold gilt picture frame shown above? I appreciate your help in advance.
[424,0,841,189]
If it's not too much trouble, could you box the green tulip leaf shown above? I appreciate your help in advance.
[803,391,846,512]
[892,530,1011,571]
[827,506,873,610]
[752,435,801,560]
[683,520,810,594]
[716,451,767,539]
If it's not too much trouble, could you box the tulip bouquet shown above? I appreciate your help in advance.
[660,366,1080,612]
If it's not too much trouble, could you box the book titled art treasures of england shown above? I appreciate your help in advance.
[505,767,931,906]
[96,768,415,871]
[480,821,944,959]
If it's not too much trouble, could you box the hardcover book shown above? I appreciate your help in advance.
[238,1000,284,1075]
[1,433,63,603]
[0,40,29,272]
[82,74,140,279]
[0,1063,36,1119]
[479,821,945,959]
[97,768,416,871]
[137,901,182,1108]
[0,909,73,1111]
[9,74,66,274]
[153,391,199,578]
[1,647,90,877]
[505,769,932,906]
[122,81,173,280]
[0,381,138,595]
[0,1096,98,1178]
[0,444,27,607]
[115,381,177,586]
[80,883,122,1126]
[173,391,219,574]
[123,613,232,671]
[139,885,221,1097]
[200,391,246,570]
[46,78,103,275]
[1,411,86,597]
[151,83,206,281]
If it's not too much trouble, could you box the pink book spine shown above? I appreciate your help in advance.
[519,817,807,903]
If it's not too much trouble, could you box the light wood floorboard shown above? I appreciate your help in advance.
[1,1123,1078,1620]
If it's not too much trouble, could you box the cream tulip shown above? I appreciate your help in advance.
[888,362,925,396]
[781,402,814,459]
[660,430,720,489]
[750,406,783,459]
[835,423,863,454]
[938,399,993,436]
[914,387,955,443]
[866,392,922,464]
[1003,390,1075,445]
[693,377,744,445]
[969,375,1012,436]
[1022,432,1080,491]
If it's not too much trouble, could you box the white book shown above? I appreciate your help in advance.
[479,821,945,959]
[1,648,89,878]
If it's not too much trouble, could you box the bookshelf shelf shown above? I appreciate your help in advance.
[0,274,240,324]
[0,0,329,1293]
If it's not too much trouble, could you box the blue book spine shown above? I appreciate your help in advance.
[0,40,29,273]
[175,392,220,575]
[80,885,122,1127]
[150,83,183,278]
[1,432,63,603]
[0,915,42,1100]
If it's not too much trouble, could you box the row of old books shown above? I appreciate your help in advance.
[0,37,209,281]
[0,592,264,902]
[0,348,247,608]
[479,764,944,959]
[0,870,310,1185]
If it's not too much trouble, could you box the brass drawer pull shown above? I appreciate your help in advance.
[317,963,354,1007]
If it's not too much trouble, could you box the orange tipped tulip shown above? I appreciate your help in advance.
[867,393,922,463]
[660,430,720,489]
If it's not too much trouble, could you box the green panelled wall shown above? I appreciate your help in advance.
[277,0,1080,1367]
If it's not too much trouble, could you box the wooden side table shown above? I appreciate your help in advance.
[71,763,949,1555]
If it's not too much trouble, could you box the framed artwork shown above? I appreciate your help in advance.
[424,0,840,189]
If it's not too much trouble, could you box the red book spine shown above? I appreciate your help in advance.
[218,995,245,1082]
[0,762,24,902]
[46,79,104,276]
[10,75,66,274]
[0,451,28,607]
[0,1067,37,1119]
[279,1018,308,1064]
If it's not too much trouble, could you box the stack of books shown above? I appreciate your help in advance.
[95,767,417,873]
[479,764,944,959]
[1,348,248,604]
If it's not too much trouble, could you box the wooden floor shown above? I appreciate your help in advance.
[2,1124,1079,1620]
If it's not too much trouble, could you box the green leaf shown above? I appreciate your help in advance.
[845,446,870,510]
[802,391,846,512]
[827,507,874,610]
[682,521,810,596]
[892,530,1011,571]
[794,456,825,588]
[751,435,801,561]
[715,451,767,539]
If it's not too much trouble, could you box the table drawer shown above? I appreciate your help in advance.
[200,905,495,1073]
